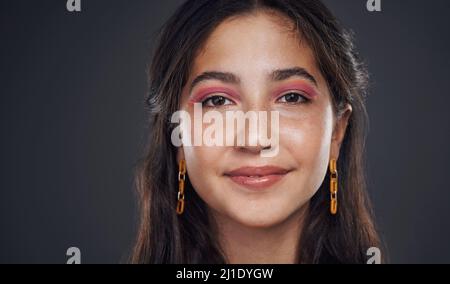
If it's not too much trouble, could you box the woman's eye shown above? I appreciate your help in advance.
[276,92,307,104]
[202,95,234,107]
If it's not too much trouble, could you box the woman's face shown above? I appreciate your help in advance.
[178,12,351,227]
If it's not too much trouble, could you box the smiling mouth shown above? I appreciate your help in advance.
[224,166,291,190]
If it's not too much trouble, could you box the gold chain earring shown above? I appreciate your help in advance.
[329,159,338,215]
[176,159,186,215]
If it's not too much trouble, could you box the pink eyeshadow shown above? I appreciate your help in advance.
[272,81,319,99]
[189,87,240,104]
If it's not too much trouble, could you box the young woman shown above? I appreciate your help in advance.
[132,0,382,264]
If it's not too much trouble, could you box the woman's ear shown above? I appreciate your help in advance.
[330,104,352,160]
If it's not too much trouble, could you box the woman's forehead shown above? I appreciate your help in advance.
[188,12,327,94]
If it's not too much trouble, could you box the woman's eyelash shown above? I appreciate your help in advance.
[201,95,235,107]
[195,91,310,107]
[276,92,310,104]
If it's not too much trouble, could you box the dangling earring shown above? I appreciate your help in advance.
[176,159,186,215]
[329,159,338,215]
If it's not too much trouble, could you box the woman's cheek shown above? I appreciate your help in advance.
[279,110,332,166]
[184,145,220,176]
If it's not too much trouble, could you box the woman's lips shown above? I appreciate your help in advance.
[224,166,290,190]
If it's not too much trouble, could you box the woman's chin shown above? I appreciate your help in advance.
[224,206,295,229]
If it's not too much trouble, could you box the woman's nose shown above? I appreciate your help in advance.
[238,141,272,155]
[232,109,274,155]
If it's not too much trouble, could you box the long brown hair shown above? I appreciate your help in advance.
[132,0,381,264]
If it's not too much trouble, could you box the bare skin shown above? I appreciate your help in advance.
[178,11,351,264]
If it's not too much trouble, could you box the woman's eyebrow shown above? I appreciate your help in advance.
[271,67,318,86]
[190,71,240,92]
[189,67,317,92]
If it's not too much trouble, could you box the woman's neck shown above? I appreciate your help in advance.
[211,205,308,264]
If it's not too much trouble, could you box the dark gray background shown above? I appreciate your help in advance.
[1,0,449,263]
